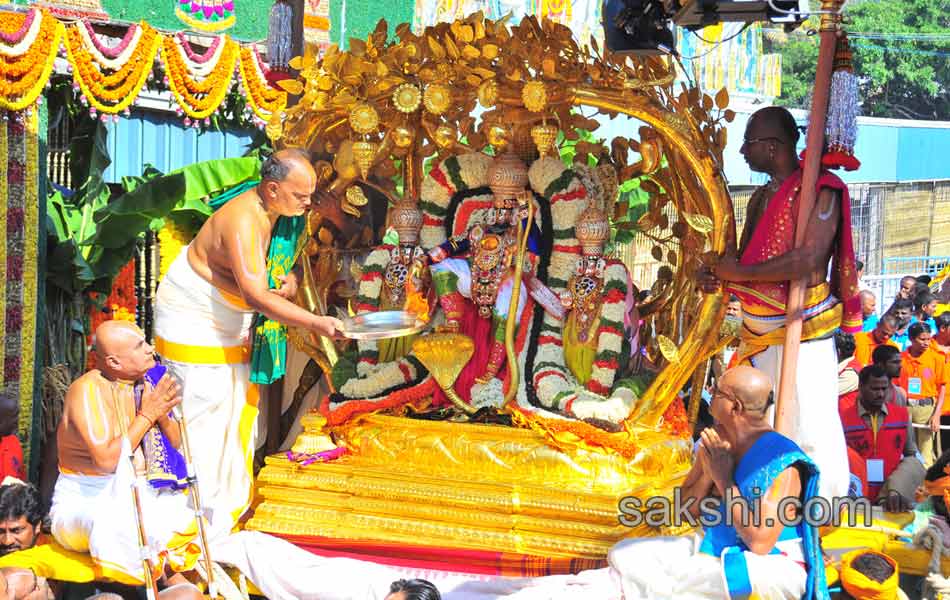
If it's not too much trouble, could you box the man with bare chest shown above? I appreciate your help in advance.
[154,149,342,535]
[703,106,862,500]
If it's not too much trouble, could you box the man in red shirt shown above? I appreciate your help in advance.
[899,322,947,467]
[839,366,922,510]
[0,391,24,484]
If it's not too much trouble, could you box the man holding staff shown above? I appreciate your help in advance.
[703,106,861,500]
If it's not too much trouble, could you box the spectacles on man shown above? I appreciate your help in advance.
[742,136,784,146]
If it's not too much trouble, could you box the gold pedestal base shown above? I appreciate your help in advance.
[247,414,692,559]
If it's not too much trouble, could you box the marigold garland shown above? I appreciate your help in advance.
[0,9,62,111]
[0,10,284,122]
[65,21,160,114]
[158,220,194,281]
[238,46,286,120]
[161,33,238,119]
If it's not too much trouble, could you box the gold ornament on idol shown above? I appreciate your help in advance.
[392,83,422,114]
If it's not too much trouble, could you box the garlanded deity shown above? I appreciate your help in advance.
[424,152,537,384]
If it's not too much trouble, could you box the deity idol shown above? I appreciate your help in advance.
[420,152,540,384]
[354,201,431,373]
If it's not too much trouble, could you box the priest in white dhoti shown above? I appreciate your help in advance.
[51,320,200,584]
[153,149,342,534]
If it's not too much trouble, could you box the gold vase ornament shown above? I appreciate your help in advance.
[530,123,559,158]
[351,140,378,179]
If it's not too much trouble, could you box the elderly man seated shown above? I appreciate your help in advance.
[839,366,924,512]
[455,366,829,599]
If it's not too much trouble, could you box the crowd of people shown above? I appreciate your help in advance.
[834,274,950,512]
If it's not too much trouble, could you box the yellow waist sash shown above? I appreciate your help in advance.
[154,336,249,365]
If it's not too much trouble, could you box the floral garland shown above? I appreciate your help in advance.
[353,246,389,375]
[0,9,62,111]
[176,32,222,64]
[338,356,419,400]
[0,110,41,465]
[158,220,194,281]
[322,377,438,428]
[65,21,160,117]
[160,32,239,120]
[238,46,286,122]
[79,21,141,67]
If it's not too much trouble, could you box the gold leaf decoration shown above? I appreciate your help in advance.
[657,335,679,362]
[715,88,729,110]
[683,213,714,234]
[346,185,368,206]
[477,79,498,107]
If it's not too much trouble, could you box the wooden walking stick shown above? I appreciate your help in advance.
[775,0,846,435]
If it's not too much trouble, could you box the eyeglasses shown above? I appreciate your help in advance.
[742,136,784,146]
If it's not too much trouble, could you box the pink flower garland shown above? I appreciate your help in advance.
[82,20,137,59]
[286,447,347,466]
[0,9,36,45]
[175,31,221,64]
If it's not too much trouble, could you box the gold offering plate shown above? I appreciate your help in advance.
[339,311,428,340]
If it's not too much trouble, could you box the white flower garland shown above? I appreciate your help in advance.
[0,10,43,57]
[470,378,505,409]
[74,22,143,70]
[339,358,417,399]
[456,152,492,190]
[170,33,227,78]
[527,156,567,199]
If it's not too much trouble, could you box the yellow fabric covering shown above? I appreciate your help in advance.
[840,549,899,600]
[0,541,140,585]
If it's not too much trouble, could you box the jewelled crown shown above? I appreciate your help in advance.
[488,152,529,207]
[576,203,610,255]
[389,201,423,246]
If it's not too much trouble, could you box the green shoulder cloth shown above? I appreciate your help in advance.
[209,180,307,384]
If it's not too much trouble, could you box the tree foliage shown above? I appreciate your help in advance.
[767,0,949,120]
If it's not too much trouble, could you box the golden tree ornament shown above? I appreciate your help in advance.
[349,103,381,135]
[522,81,549,113]
[393,83,422,113]
[530,123,558,157]
[423,83,452,115]
[272,13,735,432]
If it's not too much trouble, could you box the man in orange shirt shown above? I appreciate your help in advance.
[855,314,899,366]
[932,313,950,452]
[899,322,947,467]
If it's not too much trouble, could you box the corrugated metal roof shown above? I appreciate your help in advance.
[102,111,255,184]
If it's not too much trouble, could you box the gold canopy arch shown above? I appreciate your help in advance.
[273,12,735,430]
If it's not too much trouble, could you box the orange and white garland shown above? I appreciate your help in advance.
[160,31,239,122]
[0,9,62,111]
[65,21,160,117]
[0,7,288,126]
[238,46,286,122]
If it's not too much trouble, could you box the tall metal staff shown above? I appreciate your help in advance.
[173,405,218,599]
[111,386,161,600]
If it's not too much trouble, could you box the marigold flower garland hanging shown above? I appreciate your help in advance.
[0,9,62,111]
[238,46,286,122]
[65,21,160,117]
[161,32,238,121]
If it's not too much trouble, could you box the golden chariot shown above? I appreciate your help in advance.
[244,12,740,575]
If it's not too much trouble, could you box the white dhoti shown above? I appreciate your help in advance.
[154,247,258,535]
[50,440,198,583]
[751,337,851,501]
